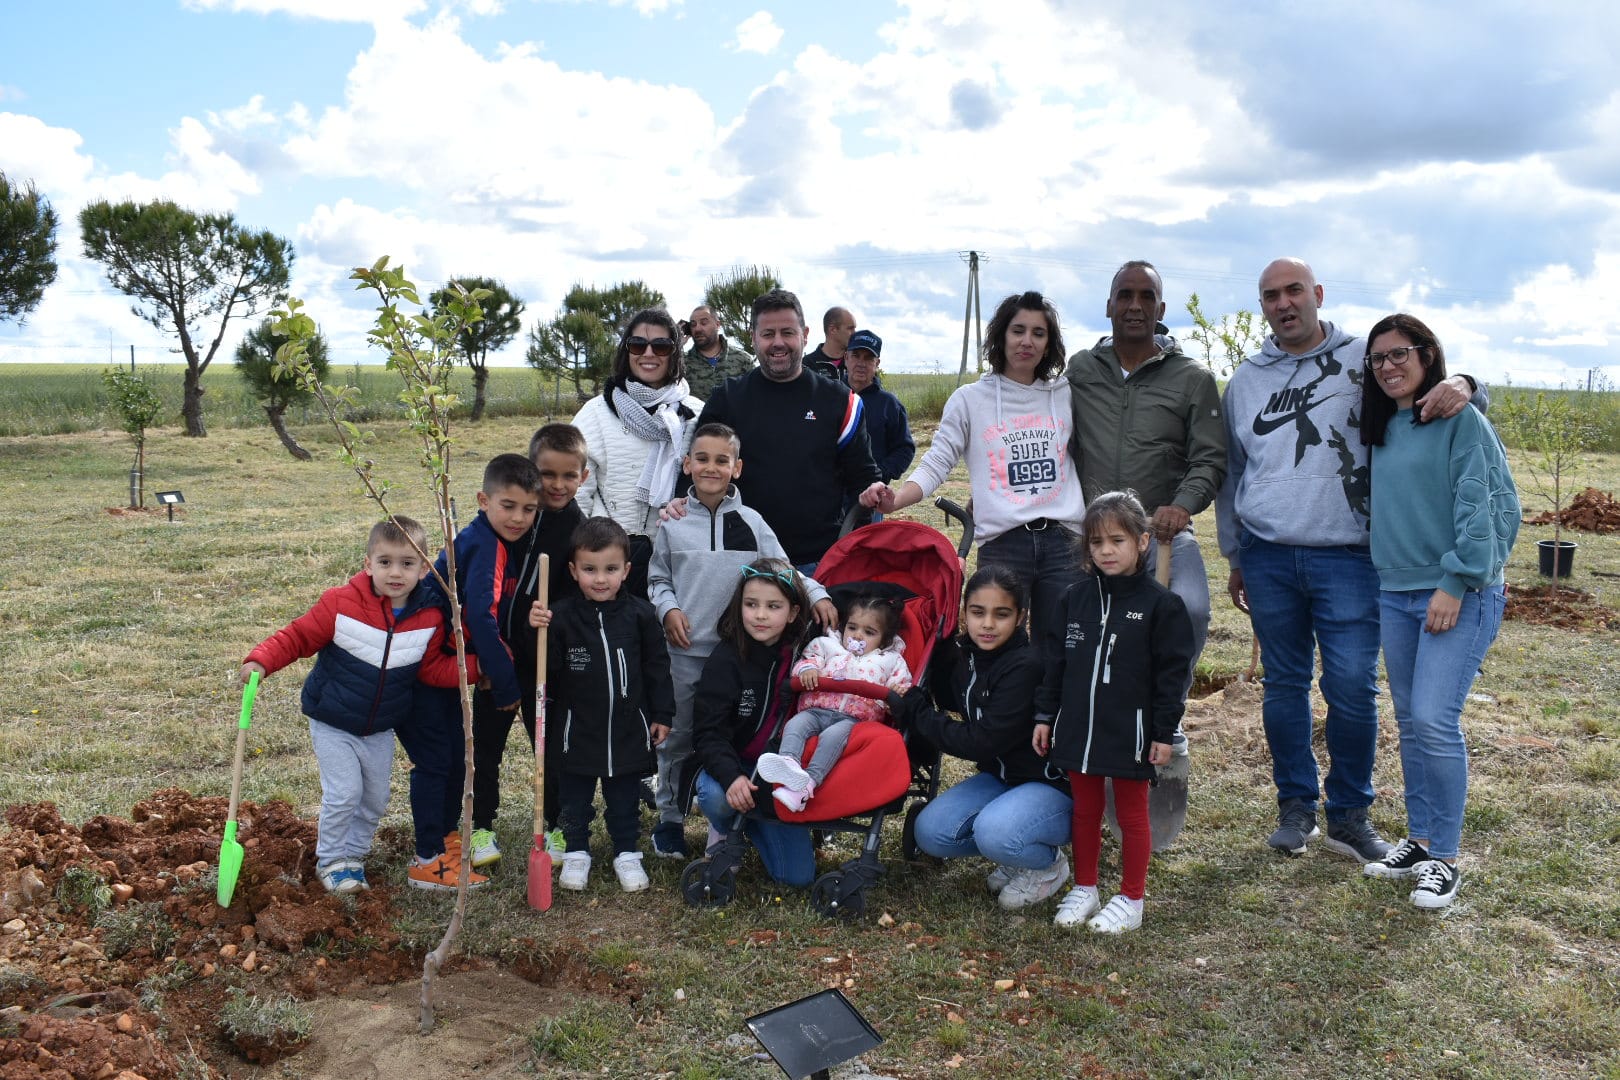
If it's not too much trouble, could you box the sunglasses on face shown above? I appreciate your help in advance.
[626,336,677,358]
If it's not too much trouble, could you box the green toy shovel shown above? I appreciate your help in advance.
[217,670,260,907]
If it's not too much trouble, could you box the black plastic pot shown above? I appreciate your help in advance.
[1537,538,1577,578]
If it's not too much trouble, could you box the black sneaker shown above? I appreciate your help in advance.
[1322,810,1393,862]
[1363,838,1430,879]
[651,821,689,860]
[1410,860,1460,909]
[1267,798,1319,855]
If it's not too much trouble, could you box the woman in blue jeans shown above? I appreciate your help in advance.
[1359,313,1519,909]
[896,567,1073,910]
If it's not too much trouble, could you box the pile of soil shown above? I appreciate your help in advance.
[1525,486,1620,533]
[1504,583,1619,630]
[0,790,587,1080]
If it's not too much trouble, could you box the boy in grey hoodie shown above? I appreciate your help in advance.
[646,423,835,857]
[1215,258,1485,862]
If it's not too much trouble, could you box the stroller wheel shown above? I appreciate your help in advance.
[680,858,736,908]
[901,803,924,862]
[809,871,866,920]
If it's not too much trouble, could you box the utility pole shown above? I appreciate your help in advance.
[957,251,984,386]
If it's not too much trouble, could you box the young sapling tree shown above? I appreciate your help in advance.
[268,259,489,1033]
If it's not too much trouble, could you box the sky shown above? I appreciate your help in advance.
[3,0,1620,387]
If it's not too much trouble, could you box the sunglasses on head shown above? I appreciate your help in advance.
[740,564,797,588]
[626,336,677,358]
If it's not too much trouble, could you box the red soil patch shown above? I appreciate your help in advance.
[1503,583,1619,630]
[0,790,610,1079]
[1525,487,1620,533]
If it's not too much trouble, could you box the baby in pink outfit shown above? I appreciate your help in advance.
[756,596,913,812]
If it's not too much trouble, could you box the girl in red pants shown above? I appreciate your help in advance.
[1033,491,1195,933]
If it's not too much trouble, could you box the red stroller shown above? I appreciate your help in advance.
[680,502,969,918]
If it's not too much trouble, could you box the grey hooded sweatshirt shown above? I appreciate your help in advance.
[1215,322,1373,562]
[1214,321,1488,565]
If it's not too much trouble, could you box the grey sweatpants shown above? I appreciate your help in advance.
[779,707,859,786]
[654,650,706,826]
[308,717,394,867]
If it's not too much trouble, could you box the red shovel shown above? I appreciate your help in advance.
[526,555,552,911]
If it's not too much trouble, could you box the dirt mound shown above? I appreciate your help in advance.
[0,790,583,1079]
[1525,486,1620,533]
[1504,583,1619,630]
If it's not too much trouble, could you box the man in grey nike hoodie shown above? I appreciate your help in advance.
[1215,258,1485,862]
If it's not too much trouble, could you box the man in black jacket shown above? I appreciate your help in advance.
[696,290,881,571]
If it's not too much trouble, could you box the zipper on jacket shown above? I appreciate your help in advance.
[617,650,629,698]
[967,652,1009,780]
[564,709,573,754]
[1102,633,1117,684]
[364,595,397,735]
[1080,585,1111,774]
[1135,708,1145,763]
[598,611,615,775]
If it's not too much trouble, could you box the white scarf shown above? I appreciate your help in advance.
[616,378,689,508]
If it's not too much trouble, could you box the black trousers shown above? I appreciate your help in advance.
[556,772,644,855]
[471,684,560,832]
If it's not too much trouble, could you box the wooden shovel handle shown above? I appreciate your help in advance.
[1155,539,1172,587]
[534,555,549,838]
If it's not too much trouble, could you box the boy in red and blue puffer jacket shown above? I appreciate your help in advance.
[241,515,476,895]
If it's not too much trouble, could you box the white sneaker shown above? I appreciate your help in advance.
[1053,885,1100,927]
[997,853,1069,911]
[558,851,592,891]
[1086,894,1143,934]
[613,851,649,893]
[985,865,1016,895]
[755,752,813,791]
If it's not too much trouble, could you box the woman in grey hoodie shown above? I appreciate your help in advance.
[861,291,1086,644]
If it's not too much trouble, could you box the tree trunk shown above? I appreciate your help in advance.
[181,364,207,437]
[470,363,489,422]
[266,404,312,461]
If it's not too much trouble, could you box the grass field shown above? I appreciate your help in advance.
[2,409,1618,1078]
[0,362,964,438]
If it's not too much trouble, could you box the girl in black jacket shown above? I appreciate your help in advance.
[685,558,818,887]
[897,567,1077,913]
[1033,492,1194,934]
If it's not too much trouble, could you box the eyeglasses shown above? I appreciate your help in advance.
[626,336,677,358]
[740,564,797,588]
[1367,345,1424,370]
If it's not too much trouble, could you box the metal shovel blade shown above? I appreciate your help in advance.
[1104,751,1190,854]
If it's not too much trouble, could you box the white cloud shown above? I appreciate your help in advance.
[733,11,782,54]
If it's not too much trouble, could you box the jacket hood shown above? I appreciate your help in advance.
[1255,320,1358,367]
[348,570,432,619]
[976,370,1071,430]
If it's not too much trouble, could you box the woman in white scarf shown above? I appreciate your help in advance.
[572,308,704,599]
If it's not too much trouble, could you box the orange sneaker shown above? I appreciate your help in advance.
[443,830,464,854]
[408,852,488,892]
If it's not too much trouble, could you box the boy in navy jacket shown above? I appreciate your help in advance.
[530,517,675,893]
[398,454,539,891]
[241,516,475,894]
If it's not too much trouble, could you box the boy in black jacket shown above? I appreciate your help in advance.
[529,517,675,893]
[469,425,587,869]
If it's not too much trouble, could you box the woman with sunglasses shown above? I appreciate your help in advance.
[1358,313,1518,909]
[572,308,703,599]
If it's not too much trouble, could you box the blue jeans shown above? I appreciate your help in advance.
[1380,586,1505,860]
[695,770,815,888]
[1238,535,1380,819]
[912,771,1073,869]
[1145,526,1212,696]
[977,524,1083,650]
